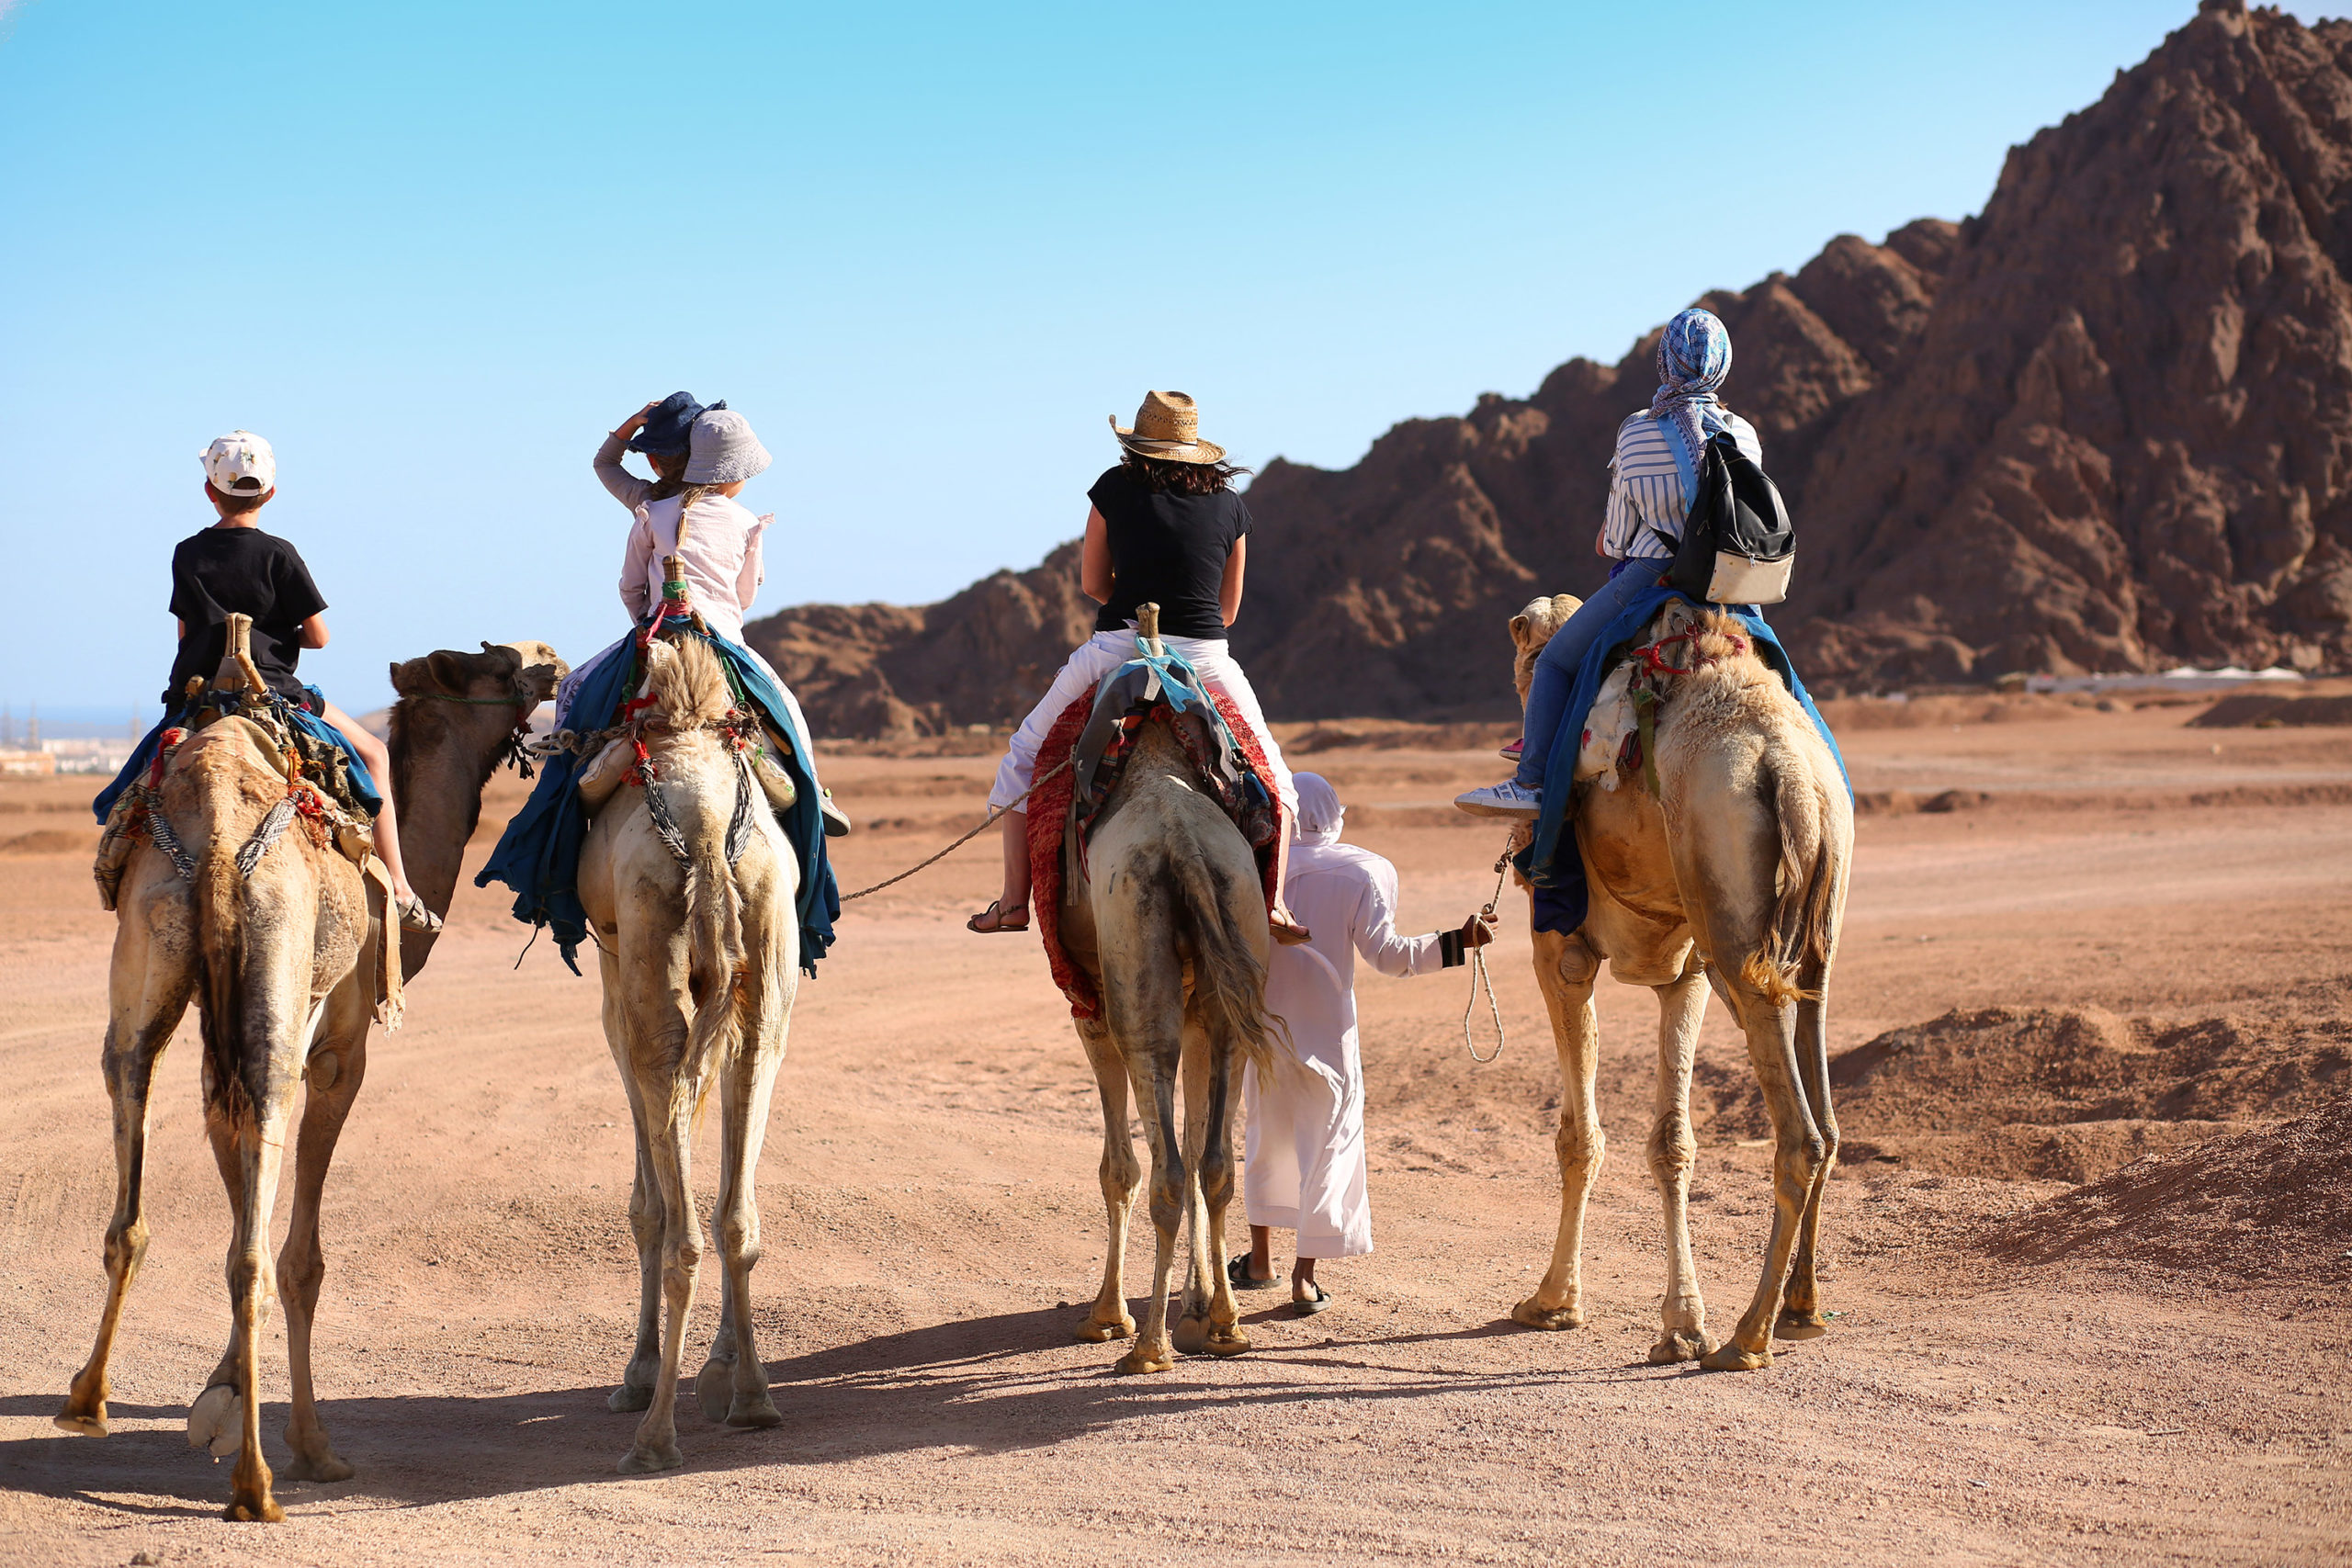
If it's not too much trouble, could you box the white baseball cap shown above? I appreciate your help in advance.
[202,430,277,497]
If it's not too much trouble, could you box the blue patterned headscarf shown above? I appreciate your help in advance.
[1650,308,1734,479]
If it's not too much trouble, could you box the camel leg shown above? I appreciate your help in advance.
[1072,1019,1142,1343]
[1776,985,1839,1341]
[1193,1027,1249,1357]
[704,1014,789,1430]
[1645,961,1714,1364]
[1702,976,1825,1373]
[277,990,371,1483]
[620,1078,702,1473]
[596,949,665,1415]
[1114,1041,1186,1376]
[221,1079,299,1520]
[1172,1021,1217,1355]
[1513,929,1604,1331]
[56,968,191,1438]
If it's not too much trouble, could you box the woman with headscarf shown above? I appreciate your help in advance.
[1229,773,1493,1314]
[1454,307,1762,818]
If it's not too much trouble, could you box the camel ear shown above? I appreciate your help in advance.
[1509,614,1531,648]
[425,650,472,694]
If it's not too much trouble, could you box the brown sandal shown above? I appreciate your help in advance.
[1271,908,1311,946]
[967,899,1030,934]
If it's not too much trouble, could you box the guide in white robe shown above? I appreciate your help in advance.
[1245,773,1463,1259]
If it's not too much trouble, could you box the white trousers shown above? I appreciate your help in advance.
[1242,1038,1372,1259]
[988,628,1296,815]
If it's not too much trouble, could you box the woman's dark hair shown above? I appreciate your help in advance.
[1122,450,1252,495]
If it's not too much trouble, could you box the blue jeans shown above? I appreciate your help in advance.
[92,685,379,822]
[1513,558,1663,790]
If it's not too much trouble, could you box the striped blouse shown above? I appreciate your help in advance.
[1600,408,1763,560]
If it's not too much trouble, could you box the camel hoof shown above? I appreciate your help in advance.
[280,1450,356,1483]
[1204,1326,1250,1358]
[1510,1296,1586,1332]
[607,1382,654,1414]
[725,1397,784,1430]
[1774,1310,1829,1341]
[1171,1313,1213,1355]
[617,1440,684,1474]
[1648,1328,1713,1365]
[188,1384,243,1458]
[695,1359,733,1422]
[1072,1313,1136,1343]
[52,1410,107,1438]
[1115,1347,1176,1375]
[1701,1343,1773,1372]
[222,1494,285,1524]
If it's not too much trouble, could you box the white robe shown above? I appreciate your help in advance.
[1244,839,1446,1258]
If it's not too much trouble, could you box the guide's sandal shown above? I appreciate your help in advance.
[395,894,443,934]
[967,900,1030,934]
[1292,1283,1334,1316]
[1227,1255,1279,1292]
[820,789,853,839]
[1271,909,1312,946]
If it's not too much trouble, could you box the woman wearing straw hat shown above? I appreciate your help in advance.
[969,389,1306,942]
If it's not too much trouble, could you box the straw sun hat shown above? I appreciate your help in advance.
[1109,389,1225,465]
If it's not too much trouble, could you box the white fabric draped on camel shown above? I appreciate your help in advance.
[1245,774,1445,1258]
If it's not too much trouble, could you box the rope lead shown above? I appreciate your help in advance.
[1462,837,1514,1064]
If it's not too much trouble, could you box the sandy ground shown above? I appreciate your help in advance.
[1,697,2348,1565]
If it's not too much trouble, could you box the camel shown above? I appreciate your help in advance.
[1500,593,1851,1372]
[54,635,564,1521]
[1056,614,1283,1373]
[575,633,800,1472]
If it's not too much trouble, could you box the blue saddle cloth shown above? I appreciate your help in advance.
[1516,586,1849,937]
[475,616,839,976]
[94,684,380,824]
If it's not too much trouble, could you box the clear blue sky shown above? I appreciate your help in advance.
[0,0,2294,717]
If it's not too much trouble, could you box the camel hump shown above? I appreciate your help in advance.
[639,635,734,728]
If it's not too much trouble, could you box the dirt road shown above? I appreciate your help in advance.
[1,698,2346,1565]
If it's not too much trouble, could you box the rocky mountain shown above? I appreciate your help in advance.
[750,0,2352,737]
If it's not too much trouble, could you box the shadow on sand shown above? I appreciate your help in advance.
[0,1302,1690,1515]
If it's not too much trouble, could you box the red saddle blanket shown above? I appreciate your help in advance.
[1026,689,1284,1020]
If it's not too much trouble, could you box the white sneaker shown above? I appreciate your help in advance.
[1453,779,1544,818]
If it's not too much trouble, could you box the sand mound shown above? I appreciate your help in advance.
[1702,990,2352,1181]
[0,828,94,855]
[1973,1092,2352,1284]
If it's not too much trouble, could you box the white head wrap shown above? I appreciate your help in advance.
[1294,772,1344,846]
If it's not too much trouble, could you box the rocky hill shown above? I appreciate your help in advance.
[750,0,2352,737]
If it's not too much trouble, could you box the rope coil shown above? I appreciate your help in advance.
[1462,837,1514,1063]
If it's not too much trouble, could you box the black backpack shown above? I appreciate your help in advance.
[1648,428,1794,605]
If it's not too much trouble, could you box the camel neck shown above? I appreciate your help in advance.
[386,705,518,976]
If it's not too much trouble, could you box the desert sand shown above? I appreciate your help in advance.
[1,694,2347,1565]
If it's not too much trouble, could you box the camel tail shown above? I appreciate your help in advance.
[683,840,752,1079]
[194,845,257,1121]
[1166,831,1280,1074]
[1740,759,1839,1011]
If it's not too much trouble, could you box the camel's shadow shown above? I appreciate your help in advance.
[0,1303,1660,1512]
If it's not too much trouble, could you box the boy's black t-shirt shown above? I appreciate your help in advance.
[1087,464,1251,640]
[163,526,328,707]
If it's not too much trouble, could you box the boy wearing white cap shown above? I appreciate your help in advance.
[96,431,436,930]
[1230,773,1492,1314]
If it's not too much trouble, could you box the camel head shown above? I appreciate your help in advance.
[1508,594,1583,709]
[388,640,569,709]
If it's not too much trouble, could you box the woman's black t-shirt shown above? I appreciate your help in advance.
[1087,464,1251,639]
[163,526,328,707]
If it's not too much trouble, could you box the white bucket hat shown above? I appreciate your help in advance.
[682,409,772,485]
[202,430,276,496]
